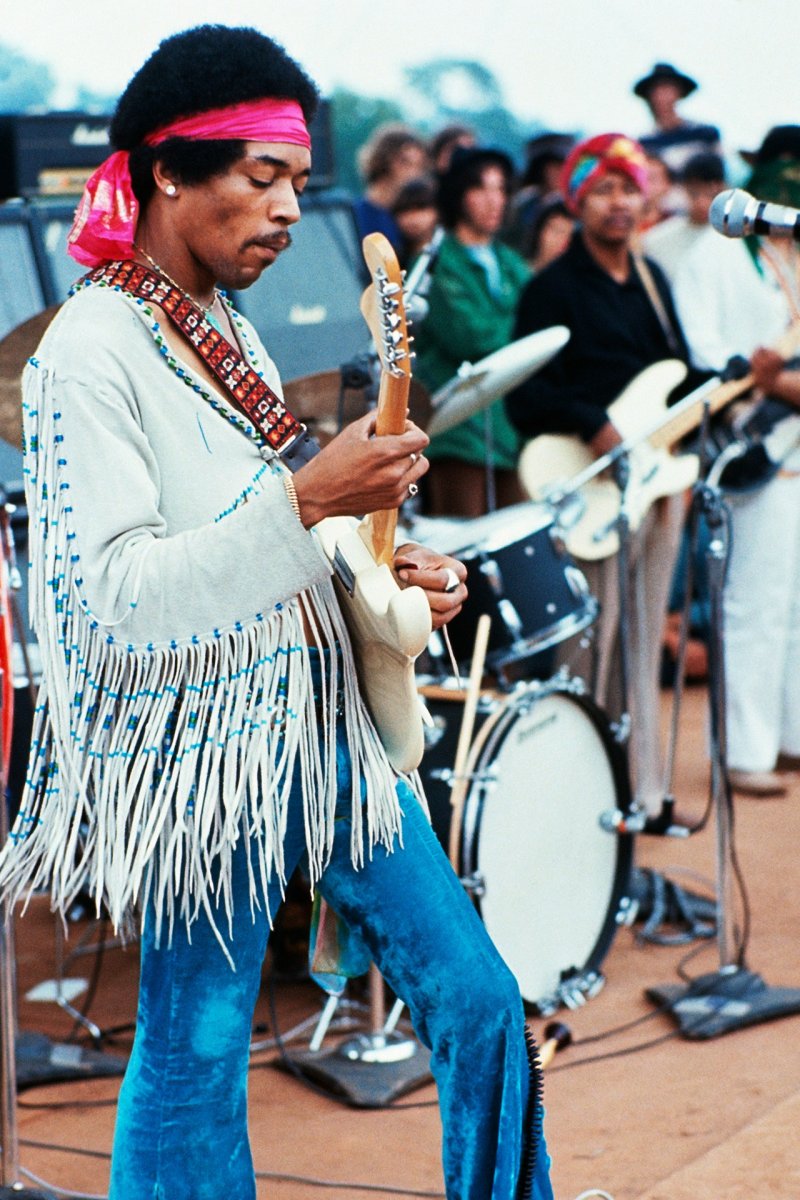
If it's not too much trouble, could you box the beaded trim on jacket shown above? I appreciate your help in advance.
[0,281,407,950]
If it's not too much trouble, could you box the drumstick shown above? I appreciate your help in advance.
[448,613,491,869]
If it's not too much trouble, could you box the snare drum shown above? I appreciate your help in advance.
[441,504,597,677]
[419,678,633,1012]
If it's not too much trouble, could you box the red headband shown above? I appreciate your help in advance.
[68,98,311,267]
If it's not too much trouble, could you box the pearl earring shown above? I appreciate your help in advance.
[165,184,177,197]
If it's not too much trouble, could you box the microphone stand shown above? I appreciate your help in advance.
[647,392,718,839]
[646,440,800,1036]
[609,451,633,754]
[482,410,497,514]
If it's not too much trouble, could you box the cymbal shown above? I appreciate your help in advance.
[0,306,61,448]
[427,325,570,438]
[283,368,431,447]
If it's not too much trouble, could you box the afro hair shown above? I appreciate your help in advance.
[110,24,319,149]
[110,25,319,207]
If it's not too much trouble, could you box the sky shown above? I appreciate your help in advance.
[2,0,799,162]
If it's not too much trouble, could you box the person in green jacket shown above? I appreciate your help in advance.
[414,146,531,516]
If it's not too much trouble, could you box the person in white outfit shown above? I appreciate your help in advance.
[673,125,800,796]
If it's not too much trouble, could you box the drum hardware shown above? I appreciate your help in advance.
[418,676,634,1012]
[427,326,570,439]
[333,965,419,1066]
[458,871,486,898]
[281,962,433,1106]
[615,893,639,928]
[599,805,647,835]
[647,406,800,1035]
[545,488,586,536]
[427,763,497,789]
[536,970,606,1019]
[609,712,632,748]
[437,503,598,684]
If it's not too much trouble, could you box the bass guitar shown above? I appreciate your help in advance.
[314,234,431,773]
[519,320,800,560]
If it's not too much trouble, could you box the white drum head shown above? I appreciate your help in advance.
[463,687,625,1008]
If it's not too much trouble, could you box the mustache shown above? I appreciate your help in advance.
[248,231,293,252]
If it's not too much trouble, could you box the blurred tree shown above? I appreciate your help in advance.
[404,58,539,167]
[0,43,55,110]
[328,59,545,193]
[75,85,117,114]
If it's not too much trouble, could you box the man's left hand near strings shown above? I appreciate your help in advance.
[394,543,468,629]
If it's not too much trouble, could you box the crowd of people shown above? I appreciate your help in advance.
[351,62,800,809]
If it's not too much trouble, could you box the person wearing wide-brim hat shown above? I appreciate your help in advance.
[633,61,698,101]
[634,61,722,177]
[739,123,800,169]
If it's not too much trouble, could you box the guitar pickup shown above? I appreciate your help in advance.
[333,545,356,597]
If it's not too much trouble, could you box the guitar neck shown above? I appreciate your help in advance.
[362,369,410,564]
[359,233,413,567]
[650,318,800,450]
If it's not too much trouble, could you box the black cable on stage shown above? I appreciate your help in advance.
[18,1095,119,1110]
[255,1169,445,1197]
[65,916,110,1044]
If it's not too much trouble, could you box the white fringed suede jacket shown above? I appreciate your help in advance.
[0,278,403,939]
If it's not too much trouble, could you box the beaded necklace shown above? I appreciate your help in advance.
[132,243,233,336]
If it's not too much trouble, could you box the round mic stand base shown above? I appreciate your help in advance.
[281,965,432,1107]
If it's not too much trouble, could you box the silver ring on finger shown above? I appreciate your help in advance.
[408,482,419,498]
[409,452,417,465]
[443,567,460,593]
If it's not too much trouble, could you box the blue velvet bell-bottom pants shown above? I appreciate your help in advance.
[109,722,554,1199]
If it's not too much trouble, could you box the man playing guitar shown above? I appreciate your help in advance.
[506,132,699,821]
[0,25,553,1200]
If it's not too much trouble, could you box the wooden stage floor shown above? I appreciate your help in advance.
[8,683,800,1200]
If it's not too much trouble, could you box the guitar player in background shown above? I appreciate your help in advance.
[506,132,703,823]
[673,125,800,798]
[0,25,555,1200]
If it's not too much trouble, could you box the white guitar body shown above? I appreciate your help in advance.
[315,515,432,774]
[519,360,699,560]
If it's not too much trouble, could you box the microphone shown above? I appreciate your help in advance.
[537,1020,573,1069]
[709,188,800,241]
[403,225,444,322]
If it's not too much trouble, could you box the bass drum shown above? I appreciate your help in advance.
[419,679,634,1012]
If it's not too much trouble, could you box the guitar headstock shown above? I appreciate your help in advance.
[360,233,413,382]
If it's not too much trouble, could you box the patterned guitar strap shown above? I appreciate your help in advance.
[85,259,321,471]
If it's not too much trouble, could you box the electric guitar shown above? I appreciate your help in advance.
[314,234,432,773]
[519,320,800,560]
